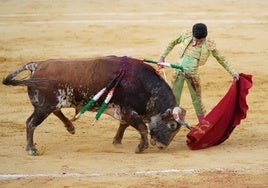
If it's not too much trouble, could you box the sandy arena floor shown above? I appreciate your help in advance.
[0,0,267,187]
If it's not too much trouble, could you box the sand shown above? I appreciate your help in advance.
[0,0,267,187]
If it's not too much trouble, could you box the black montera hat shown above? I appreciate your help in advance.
[192,23,207,39]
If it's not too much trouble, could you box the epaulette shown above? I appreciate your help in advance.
[181,30,192,38]
[206,38,216,50]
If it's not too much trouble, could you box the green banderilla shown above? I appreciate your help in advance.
[144,59,184,71]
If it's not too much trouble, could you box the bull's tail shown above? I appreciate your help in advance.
[2,62,38,87]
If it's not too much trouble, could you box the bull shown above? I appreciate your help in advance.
[2,55,188,155]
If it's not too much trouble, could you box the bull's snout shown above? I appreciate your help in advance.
[156,142,167,150]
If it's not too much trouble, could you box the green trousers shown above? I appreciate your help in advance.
[172,57,206,116]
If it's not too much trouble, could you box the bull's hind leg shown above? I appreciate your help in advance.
[113,123,129,145]
[26,109,51,155]
[53,109,75,134]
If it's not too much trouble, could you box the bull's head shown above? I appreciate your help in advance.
[149,107,190,149]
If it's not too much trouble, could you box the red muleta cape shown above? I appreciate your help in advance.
[187,73,253,150]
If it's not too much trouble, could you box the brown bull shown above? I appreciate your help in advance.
[2,55,188,155]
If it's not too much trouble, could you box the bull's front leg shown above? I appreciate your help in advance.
[135,128,149,153]
[113,122,149,153]
[120,108,149,153]
[113,123,129,145]
[126,113,149,153]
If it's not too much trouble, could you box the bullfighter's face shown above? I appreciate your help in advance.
[149,113,182,149]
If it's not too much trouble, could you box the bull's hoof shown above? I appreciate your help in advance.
[27,147,39,156]
[112,138,122,145]
[67,127,75,135]
[135,143,149,153]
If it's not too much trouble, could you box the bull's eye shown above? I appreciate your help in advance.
[167,122,177,130]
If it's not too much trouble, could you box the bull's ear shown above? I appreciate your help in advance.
[161,108,172,119]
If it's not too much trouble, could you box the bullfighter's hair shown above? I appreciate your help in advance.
[192,23,207,39]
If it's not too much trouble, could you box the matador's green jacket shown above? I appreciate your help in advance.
[161,30,236,76]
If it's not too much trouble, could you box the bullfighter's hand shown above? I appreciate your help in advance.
[157,56,165,69]
[232,73,239,81]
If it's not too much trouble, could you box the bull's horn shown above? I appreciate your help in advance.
[183,121,192,130]
[172,107,182,122]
